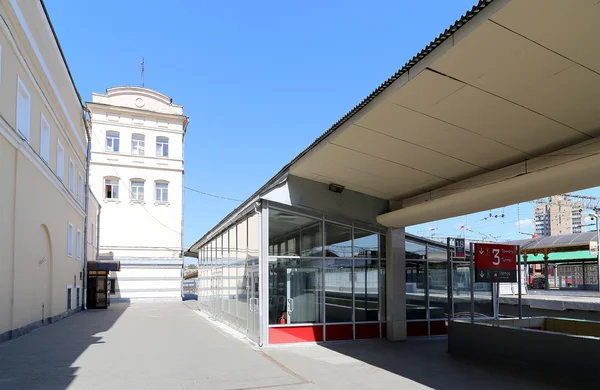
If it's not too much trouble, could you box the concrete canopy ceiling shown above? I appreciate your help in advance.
[289,0,600,227]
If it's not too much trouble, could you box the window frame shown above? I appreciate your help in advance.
[76,229,82,260]
[68,159,75,193]
[130,179,145,202]
[57,139,65,180]
[104,177,120,200]
[66,285,72,311]
[131,133,145,155]
[40,113,50,163]
[16,77,31,140]
[67,222,74,257]
[155,181,169,203]
[156,136,169,157]
[78,172,84,204]
[106,131,120,153]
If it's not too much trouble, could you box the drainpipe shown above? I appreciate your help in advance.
[82,108,92,311]
[97,204,101,261]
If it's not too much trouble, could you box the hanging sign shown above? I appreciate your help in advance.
[590,240,598,256]
[474,243,517,283]
[454,238,466,259]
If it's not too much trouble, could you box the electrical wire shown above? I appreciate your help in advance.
[184,186,243,202]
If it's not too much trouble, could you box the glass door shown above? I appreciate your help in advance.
[286,268,319,324]
[247,268,260,343]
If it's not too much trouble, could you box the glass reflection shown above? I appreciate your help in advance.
[268,258,322,324]
[406,261,426,320]
[428,262,447,320]
[269,209,319,256]
[324,259,353,323]
[354,230,378,258]
[325,223,352,257]
[406,240,426,259]
[354,259,378,321]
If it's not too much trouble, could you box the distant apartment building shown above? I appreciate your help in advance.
[534,195,585,237]
[87,87,188,301]
[0,0,99,341]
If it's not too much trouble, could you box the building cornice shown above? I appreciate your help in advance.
[86,102,188,123]
[89,119,185,135]
[90,160,183,173]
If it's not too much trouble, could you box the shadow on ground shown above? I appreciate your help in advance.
[321,338,593,390]
[0,303,129,390]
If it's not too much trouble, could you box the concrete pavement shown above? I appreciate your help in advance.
[0,300,590,389]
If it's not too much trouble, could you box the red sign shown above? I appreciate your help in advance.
[474,243,517,282]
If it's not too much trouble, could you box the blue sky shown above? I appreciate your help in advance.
[45,1,600,253]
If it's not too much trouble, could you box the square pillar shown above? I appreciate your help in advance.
[386,227,407,341]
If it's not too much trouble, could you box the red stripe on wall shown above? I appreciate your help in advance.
[269,326,324,344]
[430,321,448,336]
[407,321,428,337]
[355,323,380,339]
[325,324,353,341]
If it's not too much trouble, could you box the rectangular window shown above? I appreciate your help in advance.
[67,287,72,311]
[78,173,84,204]
[109,278,116,295]
[68,159,75,193]
[105,178,119,199]
[67,223,74,257]
[76,229,82,260]
[16,77,31,140]
[155,182,168,202]
[57,140,65,180]
[132,134,145,155]
[76,286,81,307]
[40,114,50,163]
[131,180,145,201]
[156,136,169,157]
[106,131,120,152]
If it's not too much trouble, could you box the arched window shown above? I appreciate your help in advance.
[156,136,169,157]
[155,180,169,203]
[104,177,119,199]
[130,179,145,201]
[132,134,145,155]
[106,131,120,152]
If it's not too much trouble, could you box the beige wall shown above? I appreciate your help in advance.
[0,0,89,337]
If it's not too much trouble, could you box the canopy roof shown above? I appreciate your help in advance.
[507,231,597,255]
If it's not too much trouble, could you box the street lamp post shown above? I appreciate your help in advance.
[589,213,600,292]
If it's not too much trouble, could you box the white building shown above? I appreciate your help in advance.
[87,87,188,301]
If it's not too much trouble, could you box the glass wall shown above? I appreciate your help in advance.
[268,206,386,342]
[197,213,261,342]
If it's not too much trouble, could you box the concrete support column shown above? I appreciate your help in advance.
[386,227,406,341]
[544,254,550,290]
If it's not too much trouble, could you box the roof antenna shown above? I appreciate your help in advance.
[141,56,145,88]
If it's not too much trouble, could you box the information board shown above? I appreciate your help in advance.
[474,243,517,283]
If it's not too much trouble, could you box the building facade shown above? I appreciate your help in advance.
[0,0,95,341]
[534,195,585,237]
[87,87,188,301]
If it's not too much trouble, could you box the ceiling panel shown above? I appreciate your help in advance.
[331,125,485,180]
[490,0,600,74]
[431,20,600,135]
[354,101,528,169]
[290,144,449,199]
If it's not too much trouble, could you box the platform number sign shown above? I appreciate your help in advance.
[454,238,465,259]
[474,243,517,283]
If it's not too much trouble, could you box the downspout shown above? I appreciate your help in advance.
[97,204,101,261]
[82,108,92,310]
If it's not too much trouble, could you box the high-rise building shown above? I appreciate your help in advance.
[534,195,585,237]
[87,87,188,301]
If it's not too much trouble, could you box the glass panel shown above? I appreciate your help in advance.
[269,258,322,325]
[406,240,426,259]
[324,259,352,323]
[379,259,386,320]
[325,223,351,257]
[269,209,320,257]
[406,261,426,320]
[380,234,387,259]
[427,245,447,261]
[428,262,448,320]
[354,230,378,258]
[301,223,322,257]
[354,259,378,321]
[451,262,493,319]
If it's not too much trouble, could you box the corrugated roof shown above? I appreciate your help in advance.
[187,0,496,254]
[507,231,597,251]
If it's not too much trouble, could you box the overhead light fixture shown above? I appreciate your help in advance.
[328,183,345,194]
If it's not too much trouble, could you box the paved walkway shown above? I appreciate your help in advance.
[0,301,590,389]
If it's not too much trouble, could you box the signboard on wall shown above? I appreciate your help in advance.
[454,238,466,258]
[474,243,517,283]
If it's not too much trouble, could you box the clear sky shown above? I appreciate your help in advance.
[45,0,600,255]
